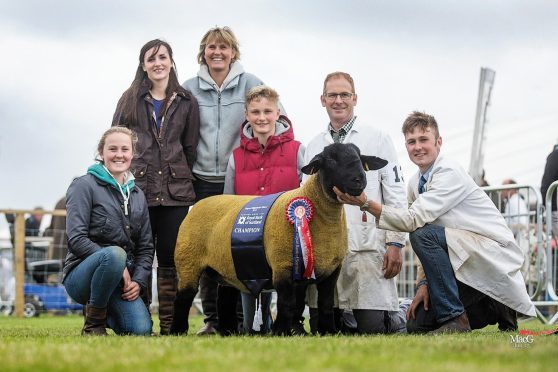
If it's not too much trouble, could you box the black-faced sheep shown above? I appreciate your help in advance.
[171,143,388,335]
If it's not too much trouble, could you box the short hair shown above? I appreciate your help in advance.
[245,86,279,108]
[96,127,138,161]
[323,71,356,94]
[402,111,440,138]
[503,179,517,185]
[197,26,241,65]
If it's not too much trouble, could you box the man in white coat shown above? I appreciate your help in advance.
[303,71,409,334]
[335,111,536,333]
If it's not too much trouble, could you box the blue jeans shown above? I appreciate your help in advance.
[241,291,273,334]
[64,246,152,336]
[409,224,464,323]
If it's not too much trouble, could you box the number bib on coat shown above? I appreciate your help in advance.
[231,192,283,296]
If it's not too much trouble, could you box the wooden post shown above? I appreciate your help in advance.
[1,208,66,318]
[14,212,25,318]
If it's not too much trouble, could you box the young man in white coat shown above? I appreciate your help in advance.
[303,71,409,334]
[334,111,536,333]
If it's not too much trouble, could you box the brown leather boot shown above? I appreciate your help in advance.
[430,312,471,334]
[82,304,108,336]
[157,267,178,335]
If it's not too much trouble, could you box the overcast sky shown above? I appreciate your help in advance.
[1,0,557,222]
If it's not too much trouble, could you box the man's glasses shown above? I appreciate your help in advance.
[324,92,354,101]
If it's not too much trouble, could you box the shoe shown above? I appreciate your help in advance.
[493,301,517,332]
[196,322,218,336]
[429,312,471,334]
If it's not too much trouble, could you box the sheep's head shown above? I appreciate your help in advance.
[302,143,388,200]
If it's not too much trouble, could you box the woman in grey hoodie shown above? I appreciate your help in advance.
[182,26,266,335]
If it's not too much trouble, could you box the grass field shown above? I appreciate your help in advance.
[0,315,556,372]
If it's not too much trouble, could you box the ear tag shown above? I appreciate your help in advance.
[364,164,370,171]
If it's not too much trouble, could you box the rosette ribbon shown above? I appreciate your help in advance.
[286,197,315,280]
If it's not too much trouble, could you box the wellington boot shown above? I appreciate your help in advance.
[157,267,178,335]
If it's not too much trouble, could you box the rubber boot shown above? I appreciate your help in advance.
[157,267,178,335]
[82,303,108,336]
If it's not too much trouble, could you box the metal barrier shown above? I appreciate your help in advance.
[482,184,546,300]
[477,184,558,324]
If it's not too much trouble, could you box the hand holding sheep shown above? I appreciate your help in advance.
[333,187,402,279]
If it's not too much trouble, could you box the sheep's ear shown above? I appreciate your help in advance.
[302,154,323,175]
[361,155,388,171]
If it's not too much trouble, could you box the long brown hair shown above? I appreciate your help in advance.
[119,39,182,126]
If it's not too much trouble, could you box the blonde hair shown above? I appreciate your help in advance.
[96,127,138,161]
[197,26,241,65]
[245,86,279,108]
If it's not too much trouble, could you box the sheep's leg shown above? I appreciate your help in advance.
[170,286,197,335]
[316,266,341,335]
[216,285,240,336]
[273,281,295,336]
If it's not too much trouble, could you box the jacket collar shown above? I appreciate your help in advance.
[239,115,294,152]
[197,61,244,91]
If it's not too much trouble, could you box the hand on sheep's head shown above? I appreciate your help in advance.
[302,143,388,200]
[333,186,383,220]
[333,187,367,207]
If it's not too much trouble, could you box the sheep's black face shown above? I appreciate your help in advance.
[302,143,388,200]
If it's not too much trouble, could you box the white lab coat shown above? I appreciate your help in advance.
[378,155,536,316]
[304,120,407,311]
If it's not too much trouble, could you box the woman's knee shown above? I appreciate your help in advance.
[117,311,152,336]
[128,318,153,336]
[101,246,127,267]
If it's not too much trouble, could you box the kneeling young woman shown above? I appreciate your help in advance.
[63,127,154,336]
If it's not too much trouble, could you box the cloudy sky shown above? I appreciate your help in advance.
[1,0,557,222]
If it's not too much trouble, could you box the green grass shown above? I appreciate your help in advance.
[0,315,556,372]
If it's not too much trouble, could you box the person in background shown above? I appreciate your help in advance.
[302,71,409,334]
[334,111,535,333]
[44,196,67,260]
[501,179,530,237]
[541,142,558,240]
[223,86,304,334]
[182,26,274,335]
[25,208,43,237]
[112,39,200,335]
[63,127,154,336]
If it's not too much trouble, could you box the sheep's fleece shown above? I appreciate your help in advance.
[171,143,388,335]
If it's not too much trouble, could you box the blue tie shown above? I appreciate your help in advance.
[418,176,427,194]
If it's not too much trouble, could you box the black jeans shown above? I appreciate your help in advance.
[193,179,224,325]
[406,280,517,333]
[148,206,189,268]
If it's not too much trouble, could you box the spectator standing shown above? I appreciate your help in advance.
[303,71,409,334]
[182,26,273,335]
[541,143,558,240]
[223,86,304,334]
[112,39,200,335]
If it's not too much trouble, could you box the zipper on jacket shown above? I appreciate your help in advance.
[216,90,221,175]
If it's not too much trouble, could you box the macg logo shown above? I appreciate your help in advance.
[509,334,534,348]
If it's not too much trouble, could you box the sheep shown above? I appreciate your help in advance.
[171,143,388,335]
